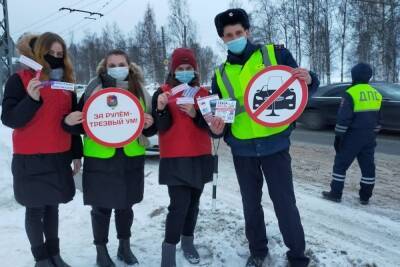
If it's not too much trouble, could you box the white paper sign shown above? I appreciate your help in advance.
[171,84,188,95]
[18,55,43,71]
[196,94,220,116]
[51,81,75,91]
[176,97,195,105]
[215,100,236,123]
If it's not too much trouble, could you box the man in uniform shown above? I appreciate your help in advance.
[323,63,382,205]
[208,8,319,267]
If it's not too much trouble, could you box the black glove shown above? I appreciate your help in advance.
[334,135,342,153]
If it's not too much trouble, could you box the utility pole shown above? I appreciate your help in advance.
[0,0,13,103]
[183,25,187,47]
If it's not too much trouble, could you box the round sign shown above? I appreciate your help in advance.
[244,65,308,127]
[83,88,144,147]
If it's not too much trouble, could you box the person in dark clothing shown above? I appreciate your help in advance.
[322,63,382,205]
[1,32,82,267]
[208,9,320,267]
[63,49,156,267]
[152,48,213,267]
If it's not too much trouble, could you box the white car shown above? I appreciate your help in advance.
[146,134,159,156]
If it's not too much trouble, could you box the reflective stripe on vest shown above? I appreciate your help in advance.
[83,97,146,158]
[215,44,289,140]
[346,84,382,112]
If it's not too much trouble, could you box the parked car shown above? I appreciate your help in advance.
[297,82,400,131]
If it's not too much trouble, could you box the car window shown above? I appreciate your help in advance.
[373,83,400,100]
[323,85,348,97]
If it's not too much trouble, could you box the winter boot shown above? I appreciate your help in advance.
[161,242,176,267]
[34,259,55,267]
[46,238,71,267]
[359,198,369,205]
[322,191,342,203]
[181,235,200,264]
[32,244,54,267]
[245,255,265,267]
[117,239,138,265]
[96,245,115,267]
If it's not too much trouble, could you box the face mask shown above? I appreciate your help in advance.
[44,54,64,69]
[175,70,195,84]
[107,67,129,81]
[49,68,64,81]
[226,36,247,55]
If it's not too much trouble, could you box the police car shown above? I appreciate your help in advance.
[298,82,400,131]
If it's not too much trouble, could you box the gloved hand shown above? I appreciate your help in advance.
[334,135,342,153]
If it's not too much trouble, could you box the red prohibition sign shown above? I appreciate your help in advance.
[83,87,145,147]
[244,65,308,127]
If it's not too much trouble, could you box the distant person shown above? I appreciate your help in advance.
[1,32,82,267]
[63,49,156,267]
[323,63,382,205]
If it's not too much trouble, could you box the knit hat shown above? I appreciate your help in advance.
[170,48,197,72]
[214,8,250,37]
[351,63,373,83]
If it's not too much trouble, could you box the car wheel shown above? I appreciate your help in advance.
[300,110,326,130]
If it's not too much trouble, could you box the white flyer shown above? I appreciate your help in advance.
[196,94,220,117]
[18,55,43,71]
[214,100,236,123]
[171,84,188,95]
[51,81,75,91]
[176,97,195,105]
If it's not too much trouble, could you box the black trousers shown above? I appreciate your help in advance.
[164,185,203,244]
[25,205,60,260]
[91,206,134,245]
[233,149,309,267]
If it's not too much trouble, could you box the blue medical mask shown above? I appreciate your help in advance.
[107,66,129,81]
[49,68,64,81]
[175,70,195,84]
[226,36,247,55]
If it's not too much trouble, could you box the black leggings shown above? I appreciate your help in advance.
[91,207,134,245]
[25,205,59,248]
[165,185,203,244]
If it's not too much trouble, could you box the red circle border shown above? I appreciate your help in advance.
[243,65,308,127]
[82,87,145,148]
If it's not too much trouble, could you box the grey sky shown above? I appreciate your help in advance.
[8,0,252,55]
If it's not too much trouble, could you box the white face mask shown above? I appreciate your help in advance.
[107,66,129,81]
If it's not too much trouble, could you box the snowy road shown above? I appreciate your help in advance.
[1,123,399,266]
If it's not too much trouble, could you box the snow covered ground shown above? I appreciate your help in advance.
[0,121,399,267]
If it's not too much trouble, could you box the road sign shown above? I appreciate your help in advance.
[83,88,144,147]
[244,65,308,127]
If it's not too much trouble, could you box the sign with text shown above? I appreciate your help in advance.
[83,88,144,147]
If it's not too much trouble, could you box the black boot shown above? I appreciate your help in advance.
[322,191,342,203]
[161,242,176,267]
[181,235,200,264]
[359,198,369,205]
[117,239,138,265]
[32,244,54,267]
[46,238,71,267]
[96,245,115,267]
[34,259,55,267]
[245,255,265,267]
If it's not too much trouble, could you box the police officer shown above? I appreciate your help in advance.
[322,63,382,205]
[209,8,319,267]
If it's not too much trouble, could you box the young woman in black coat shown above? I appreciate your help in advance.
[63,49,156,267]
[1,32,82,267]
[152,48,214,267]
